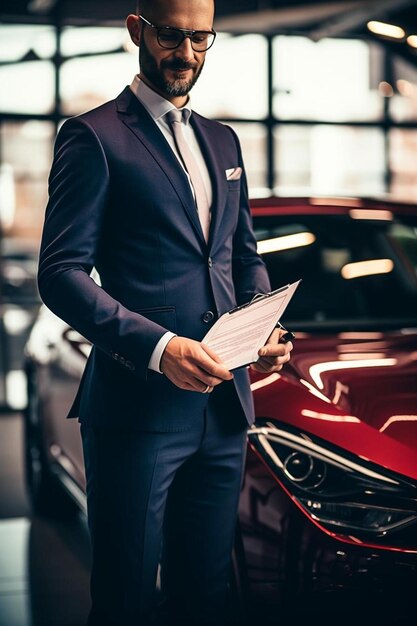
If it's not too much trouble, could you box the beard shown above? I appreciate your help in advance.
[139,36,205,97]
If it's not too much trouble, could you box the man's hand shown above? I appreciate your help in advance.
[160,336,233,393]
[250,327,293,374]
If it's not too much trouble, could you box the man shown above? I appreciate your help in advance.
[38,1,293,624]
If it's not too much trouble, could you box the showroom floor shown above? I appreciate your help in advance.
[0,412,91,626]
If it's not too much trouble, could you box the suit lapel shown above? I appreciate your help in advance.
[115,87,205,246]
[190,113,228,249]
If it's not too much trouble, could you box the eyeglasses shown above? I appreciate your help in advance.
[139,15,216,52]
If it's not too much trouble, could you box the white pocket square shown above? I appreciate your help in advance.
[225,167,242,181]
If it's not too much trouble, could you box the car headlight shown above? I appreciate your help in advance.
[248,420,417,550]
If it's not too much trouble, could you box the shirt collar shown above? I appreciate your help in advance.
[130,75,192,124]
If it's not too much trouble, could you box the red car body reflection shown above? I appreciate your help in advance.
[24,197,417,624]
[253,333,417,476]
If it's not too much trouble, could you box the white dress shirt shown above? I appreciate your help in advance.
[129,76,213,374]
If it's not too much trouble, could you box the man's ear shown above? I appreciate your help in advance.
[126,14,141,46]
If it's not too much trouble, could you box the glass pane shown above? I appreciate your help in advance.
[60,52,138,116]
[225,123,267,194]
[252,213,417,324]
[273,126,311,193]
[389,223,417,275]
[0,25,56,62]
[61,27,127,56]
[0,61,55,114]
[192,33,267,119]
[389,129,417,201]
[0,121,54,243]
[274,125,385,196]
[391,55,417,122]
[273,36,383,122]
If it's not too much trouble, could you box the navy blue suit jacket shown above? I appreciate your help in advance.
[38,86,271,431]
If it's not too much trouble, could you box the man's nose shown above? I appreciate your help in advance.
[174,36,195,62]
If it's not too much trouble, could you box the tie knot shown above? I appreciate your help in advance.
[166,108,185,126]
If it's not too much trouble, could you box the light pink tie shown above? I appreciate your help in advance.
[166,109,210,242]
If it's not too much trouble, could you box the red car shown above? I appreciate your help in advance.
[24,196,417,623]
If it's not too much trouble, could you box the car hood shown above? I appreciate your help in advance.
[251,329,417,481]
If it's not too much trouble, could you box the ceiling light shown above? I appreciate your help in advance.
[367,21,405,40]
[349,209,393,220]
[341,259,394,280]
[407,35,417,48]
[378,81,394,98]
[257,232,315,255]
[310,197,361,207]
[397,79,417,98]
[28,0,57,13]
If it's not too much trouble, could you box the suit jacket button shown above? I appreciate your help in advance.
[208,257,213,269]
[125,360,135,371]
[202,311,215,323]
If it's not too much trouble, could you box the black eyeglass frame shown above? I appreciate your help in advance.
[139,15,216,52]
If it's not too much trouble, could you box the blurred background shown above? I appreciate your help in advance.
[1,1,417,624]
[1,0,417,410]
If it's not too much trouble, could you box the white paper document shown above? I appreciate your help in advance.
[203,280,301,370]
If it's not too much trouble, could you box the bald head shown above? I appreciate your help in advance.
[136,0,215,22]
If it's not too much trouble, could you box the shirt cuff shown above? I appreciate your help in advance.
[148,331,177,374]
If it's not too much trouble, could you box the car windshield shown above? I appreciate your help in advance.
[253,212,417,330]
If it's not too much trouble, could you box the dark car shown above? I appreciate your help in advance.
[24,197,417,624]
[0,237,40,407]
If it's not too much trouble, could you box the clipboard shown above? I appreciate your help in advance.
[202,280,301,370]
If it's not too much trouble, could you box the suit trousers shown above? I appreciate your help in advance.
[80,381,247,626]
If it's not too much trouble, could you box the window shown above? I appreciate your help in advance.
[0,25,56,115]
[0,61,55,115]
[60,53,137,116]
[192,34,267,119]
[0,121,54,240]
[273,36,383,122]
[226,123,267,192]
[389,222,417,275]
[390,129,417,201]
[274,125,385,196]
[61,26,127,57]
[391,55,417,123]
[0,25,56,61]
[253,213,417,325]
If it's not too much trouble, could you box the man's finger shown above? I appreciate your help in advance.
[259,344,287,358]
[251,360,281,373]
[194,367,225,388]
[200,342,224,363]
[257,355,279,367]
[200,343,233,380]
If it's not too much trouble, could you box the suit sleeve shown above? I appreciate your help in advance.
[226,126,271,303]
[38,117,170,380]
